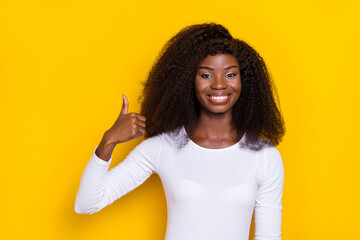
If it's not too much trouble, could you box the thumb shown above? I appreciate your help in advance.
[120,94,129,115]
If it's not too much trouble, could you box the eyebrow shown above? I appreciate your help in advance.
[198,65,238,71]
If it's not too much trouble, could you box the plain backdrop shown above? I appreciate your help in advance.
[1,0,359,239]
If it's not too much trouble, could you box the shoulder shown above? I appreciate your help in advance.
[137,128,185,154]
[264,146,282,163]
[263,146,283,173]
[155,126,188,149]
[123,134,164,172]
[256,146,284,185]
[135,134,164,154]
[256,146,283,164]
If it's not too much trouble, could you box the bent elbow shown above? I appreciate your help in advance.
[74,197,100,215]
[74,203,98,215]
[74,204,88,214]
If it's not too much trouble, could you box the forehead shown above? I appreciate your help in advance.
[198,53,238,67]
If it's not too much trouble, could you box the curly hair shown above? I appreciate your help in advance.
[138,22,286,151]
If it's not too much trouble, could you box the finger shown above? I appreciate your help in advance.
[120,94,129,115]
[136,125,146,133]
[128,112,146,122]
[135,130,145,138]
[135,120,146,128]
[136,114,146,122]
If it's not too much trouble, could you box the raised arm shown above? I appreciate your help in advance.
[254,147,285,240]
[74,94,161,214]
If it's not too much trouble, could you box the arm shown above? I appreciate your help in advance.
[74,94,157,214]
[254,147,285,240]
[74,135,162,214]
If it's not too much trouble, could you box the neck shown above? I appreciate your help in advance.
[194,109,237,140]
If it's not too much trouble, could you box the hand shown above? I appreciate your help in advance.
[104,94,146,145]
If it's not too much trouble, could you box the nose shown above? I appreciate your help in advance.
[211,76,227,90]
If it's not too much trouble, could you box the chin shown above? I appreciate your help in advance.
[205,106,233,114]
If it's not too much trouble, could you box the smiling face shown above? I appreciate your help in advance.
[195,53,241,115]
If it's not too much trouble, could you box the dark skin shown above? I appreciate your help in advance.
[96,53,243,161]
[189,53,243,149]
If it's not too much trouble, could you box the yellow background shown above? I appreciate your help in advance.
[1,0,359,239]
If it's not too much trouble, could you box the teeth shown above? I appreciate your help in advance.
[209,95,228,100]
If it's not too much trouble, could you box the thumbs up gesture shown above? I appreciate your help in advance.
[104,94,147,145]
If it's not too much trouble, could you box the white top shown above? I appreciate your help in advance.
[75,126,285,240]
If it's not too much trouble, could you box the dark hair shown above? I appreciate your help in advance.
[138,22,286,151]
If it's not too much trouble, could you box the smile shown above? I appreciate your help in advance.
[207,94,231,104]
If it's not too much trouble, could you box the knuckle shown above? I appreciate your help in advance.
[131,129,137,136]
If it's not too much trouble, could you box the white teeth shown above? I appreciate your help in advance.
[209,95,228,100]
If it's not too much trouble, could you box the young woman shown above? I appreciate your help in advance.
[75,22,286,240]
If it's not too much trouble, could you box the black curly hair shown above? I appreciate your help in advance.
[138,22,286,151]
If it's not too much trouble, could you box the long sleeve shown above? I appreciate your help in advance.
[254,147,285,240]
[74,135,163,214]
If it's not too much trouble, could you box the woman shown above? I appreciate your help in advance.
[75,22,286,240]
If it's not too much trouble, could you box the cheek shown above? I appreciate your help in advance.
[194,79,206,94]
[194,81,207,105]
[238,84,242,93]
[233,79,242,92]
[195,88,204,103]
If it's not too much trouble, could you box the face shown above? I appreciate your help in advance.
[195,53,241,115]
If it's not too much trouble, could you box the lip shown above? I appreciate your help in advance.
[206,94,231,104]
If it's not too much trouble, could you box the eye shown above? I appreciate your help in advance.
[201,73,212,79]
[226,73,237,78]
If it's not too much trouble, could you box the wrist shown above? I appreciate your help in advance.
[102,131,117,147]
[95,133,117,162]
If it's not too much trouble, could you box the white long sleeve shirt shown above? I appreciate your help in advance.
[75,126,285,240]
